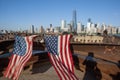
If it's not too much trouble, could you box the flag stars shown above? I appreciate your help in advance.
[45,36,58,55]
[12,36,27,56]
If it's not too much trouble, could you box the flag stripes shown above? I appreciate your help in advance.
[58,35,74,73]
[48,53,78,80]
[4,36,35,80]
[45,35,79,80]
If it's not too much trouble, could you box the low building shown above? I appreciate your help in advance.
[73,35,103,43]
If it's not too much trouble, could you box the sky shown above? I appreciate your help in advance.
[0,0,120,31]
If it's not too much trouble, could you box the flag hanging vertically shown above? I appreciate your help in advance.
[4,35,36,80]
[44,35,79,80]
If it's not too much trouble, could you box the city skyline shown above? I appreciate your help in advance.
[0,0,120,30]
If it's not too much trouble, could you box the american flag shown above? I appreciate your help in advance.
[44,35,79,80]
[4,35,36,80]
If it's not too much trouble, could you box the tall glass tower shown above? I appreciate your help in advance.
[72,10,77,32]
[30,25,34,34]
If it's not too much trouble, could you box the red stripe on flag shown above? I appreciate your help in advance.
[48,53,65,80]
[49,52,78,80]
[65,35,71,71]
[4,54,17,79]
[67,35,74,72]
[68,35,74,73]
[62,35,67,67]
[59,35,63,63]
[4,54,14,77]
[4,36,35,80]
[49,53,73,80]
[13,37,33,80]
[47,35,79,80]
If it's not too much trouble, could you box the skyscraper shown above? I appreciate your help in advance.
[39,25,44,34]
[72,10,77,32]
[77,22,82,34]
[61,20,66,30]
[30,25,34,34]
[50,24,54,32]
[118,27,120,33]
[87,18,91,34]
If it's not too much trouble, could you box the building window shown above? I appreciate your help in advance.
[88,40,90,42]
[76,39,78,42]
[91,40,93,43]
[99,40,101,43]
[84,40,86,43]
[95,40,97,43]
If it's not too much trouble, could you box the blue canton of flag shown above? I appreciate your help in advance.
[12,36,27,56]
[44,36,58,55]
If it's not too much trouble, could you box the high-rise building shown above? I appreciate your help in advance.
[50,24,54,32]
[70,21,74,32]
[88,18,91,23]
[77,22,82,34]
[50,24,52,28]
[72,10,77,32]
[86,20,91,34]
[54,27,60,33]
[81,25,85,32]
[30,25,34,34]
[96,23,101,33]
[35,27,38,33]
[39,25,44,34]
[91,23,97,34]
[101,23,106,32]
[118,27,120,33]
[111,27,117,34]
[67,24,71,32]
[61,20,66,30]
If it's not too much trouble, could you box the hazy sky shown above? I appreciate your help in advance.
[0,0,120,30]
